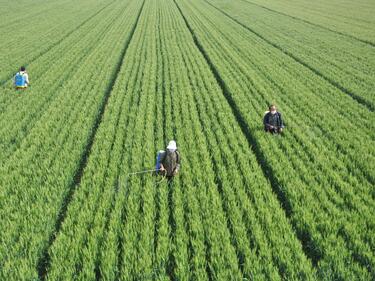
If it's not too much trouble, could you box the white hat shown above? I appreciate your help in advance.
[167,140,177,150]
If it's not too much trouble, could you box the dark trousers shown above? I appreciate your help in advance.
[265,126,282,134]
[158,170,175,181]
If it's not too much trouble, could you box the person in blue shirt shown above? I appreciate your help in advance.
[14,66,30,89]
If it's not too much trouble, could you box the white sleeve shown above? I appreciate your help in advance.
[24,73,29,83]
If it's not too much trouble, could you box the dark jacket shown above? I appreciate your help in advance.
[263,111,284,129]
[161,150,180,177]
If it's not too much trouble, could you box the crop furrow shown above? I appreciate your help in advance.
[0,2,130,164]
[176,0,374,278]
[175,0,325,267]
[0,0,117,86]
[203,0,374,112]
[179,0,374,202]
[36,2,145,280]
[2,0,373,279]
[239,0,375,47]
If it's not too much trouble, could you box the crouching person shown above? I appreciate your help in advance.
[156,140,180,180]
[14,66,30,89]
[264,104,284,134]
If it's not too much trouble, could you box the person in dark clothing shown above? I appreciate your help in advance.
[158,140,180,179]
[263,105,284,134]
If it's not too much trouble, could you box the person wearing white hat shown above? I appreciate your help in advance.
[158,140,180,179]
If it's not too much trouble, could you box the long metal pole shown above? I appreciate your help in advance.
[127,168,161,176]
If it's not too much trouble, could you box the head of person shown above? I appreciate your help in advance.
[20,66,26,72]
[269,104,277,114]
[166,140,177,153]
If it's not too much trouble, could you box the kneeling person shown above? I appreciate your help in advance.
[14,66,29,89]
[264,104,284,134]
